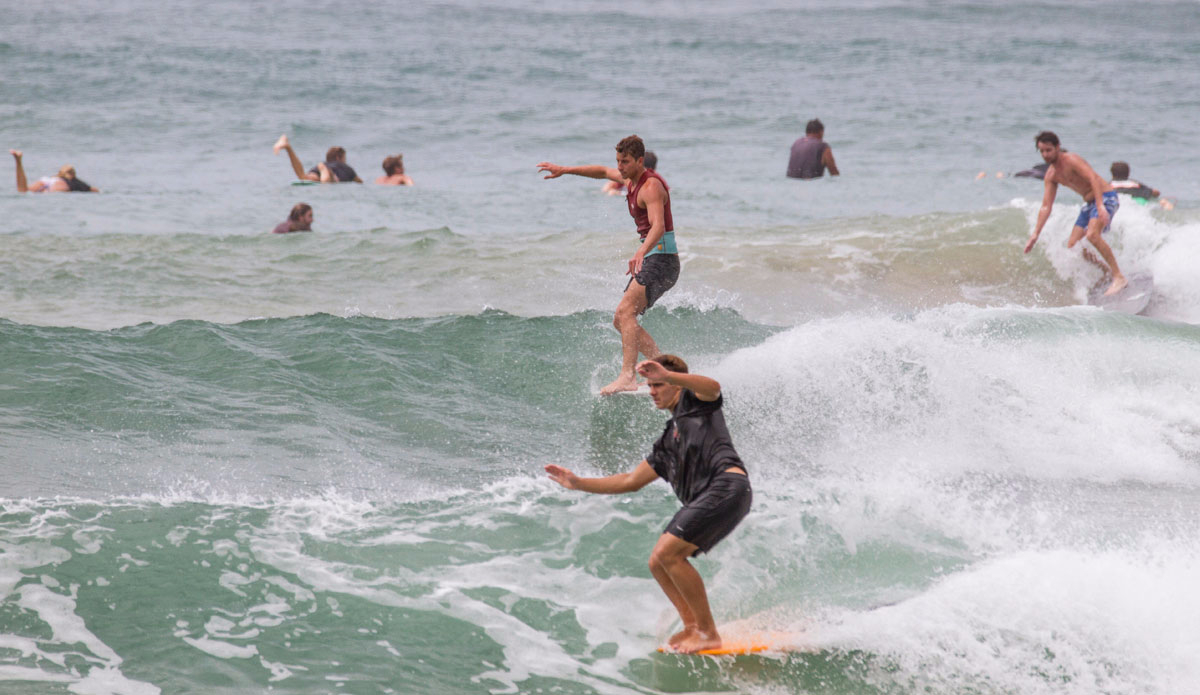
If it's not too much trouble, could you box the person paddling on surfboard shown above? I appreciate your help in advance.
[273,134,362,183]
[10,150,98,193]
[1024,131,1127,296]
[545,355,750,654]
[538,135,679,395]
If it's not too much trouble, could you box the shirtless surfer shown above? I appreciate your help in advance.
[538,135,679,394]
[10,150,98,193]
[273,134,362,183]
[1024,131,1127,296]
[546,356,751,654]
[376,154,414,186]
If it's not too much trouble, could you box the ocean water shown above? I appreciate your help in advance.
[4,1,1200,693]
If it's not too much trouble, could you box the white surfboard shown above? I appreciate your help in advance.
[1087,272,1154,315]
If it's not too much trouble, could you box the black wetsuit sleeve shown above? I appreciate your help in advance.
[646,425,671,480]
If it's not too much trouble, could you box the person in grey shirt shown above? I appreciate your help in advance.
[787,119,839,179]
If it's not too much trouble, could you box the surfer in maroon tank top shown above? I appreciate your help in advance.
[538,135,680,394]
[626,168,673,238]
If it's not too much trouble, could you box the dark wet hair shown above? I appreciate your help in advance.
[1110,161,1130,180]
[1035,131,1060,147]
[66,177,92,192]
[325,146,347,162]
[652,354,689,374]
[644,151,658,170]
[289,202,312,222]
[381,154,404,175]
[806,119,824,135]
[615,135,645,160]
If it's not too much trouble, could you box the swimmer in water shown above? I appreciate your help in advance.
[375,154,414,186]
[273,134,362,183]
[1025,131,1127,296]
[272,203,313,234]
[786,119,839,179]
[10,150,98,193]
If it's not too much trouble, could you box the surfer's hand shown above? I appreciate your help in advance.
[544,464,579,489]
[1024,234,1039,254]
[628,251,645,276]
[636,360,670,382]
[537,162,564,179]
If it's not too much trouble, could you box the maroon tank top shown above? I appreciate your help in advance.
[626,169,673,238]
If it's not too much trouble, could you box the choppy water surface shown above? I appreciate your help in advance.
[4,1,1200,693]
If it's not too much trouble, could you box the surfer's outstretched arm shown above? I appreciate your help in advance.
[537,162,624,183]
[545,460,657,494]
[1026,176,1059,253]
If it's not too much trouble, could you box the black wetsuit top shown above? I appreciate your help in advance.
[308,161,358,182]
[646,389,746,505]
[1113,182,1158,199]
[1014,163,1049,179]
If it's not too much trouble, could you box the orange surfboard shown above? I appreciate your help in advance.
[657,632,803,656]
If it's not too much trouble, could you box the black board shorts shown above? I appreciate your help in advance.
[626,253,680,313]
[663,471,751,556]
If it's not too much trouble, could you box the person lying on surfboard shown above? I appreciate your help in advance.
[10,150,98,193]
[545,355,751,654]
[273,134,362,183]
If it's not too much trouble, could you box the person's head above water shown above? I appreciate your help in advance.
[289,202,314,229]
[325,147,347,164]
[615,134,647,181]
[644,151,658,171]
[381,154,404,176]
[806,119,824,137]
[1110,161,1130,181]
[1035,130,1062,164]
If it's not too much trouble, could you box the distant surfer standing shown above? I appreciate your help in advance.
[1024,131,1127,296]
[538,135,679,395]
[546,356,750,654]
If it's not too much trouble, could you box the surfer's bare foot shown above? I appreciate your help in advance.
[272,134,289,154]
[599,375,639,395]
[676,630,721,654]
[9,149,21,160]
[668,626,697,648]
[1104,275,1128,296]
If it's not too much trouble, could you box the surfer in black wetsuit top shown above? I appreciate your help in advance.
[1110,161,1173,210]
[272,134,362,183]
[545,354,751,654]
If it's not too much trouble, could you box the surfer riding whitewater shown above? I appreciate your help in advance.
[1024,131,1127,296]
[538,135,679,395]
[545,355,750,654]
